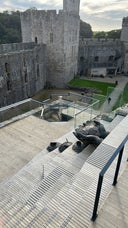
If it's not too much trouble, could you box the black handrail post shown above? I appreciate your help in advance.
[112,146,124,186]
[91,174,103,221]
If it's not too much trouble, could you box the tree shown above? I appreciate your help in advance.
[107,30,121,39]
[0,11,21,44]
[93,31,107,39]
[80,20,93,38]
[93,29,121,39]
[26,7,37,12]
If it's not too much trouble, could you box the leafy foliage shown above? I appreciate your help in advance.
[93,31,106,39]
[107,29,121,39]
[80,20,93,38]
[93,29,121,39]
[0,11,21,44]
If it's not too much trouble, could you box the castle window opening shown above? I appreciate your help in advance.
[5,63,10,73]
[7,79,11,91]
[24,69,28,83]
[108,55,114,61]
[50,33,53,43]
[23,57,26,67]
[35,37,38,44]
[95,56,99,62]
[80,56,85,62]
[37,64,40,78]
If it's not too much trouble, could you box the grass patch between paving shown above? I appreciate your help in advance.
[68,78,116,95]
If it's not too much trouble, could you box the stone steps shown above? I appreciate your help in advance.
[0,140,94,227]
[0,114,126,227]
[0,131,95,227]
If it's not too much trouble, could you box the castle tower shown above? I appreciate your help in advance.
[20,0,80,88]
[62,0,80,86]
[121,17,128,75]
[121,17,128,42]
[63,0,80,15]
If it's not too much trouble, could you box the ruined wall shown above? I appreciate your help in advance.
[20,0,80,88]
[0,43,46,107]
[78,38,123,76]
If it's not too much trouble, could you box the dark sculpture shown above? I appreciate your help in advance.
[73,120,109,148]
[47,139,72,153]
[58,139,72,153]
[72,140,85,153]
[47,142,61,152]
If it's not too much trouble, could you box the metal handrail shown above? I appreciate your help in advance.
[74,100,99,128]
[91,135,128,221]
[75,100,99,117]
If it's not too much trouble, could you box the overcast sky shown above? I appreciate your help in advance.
[0,0,128,31]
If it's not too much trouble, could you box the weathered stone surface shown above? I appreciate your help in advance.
[0,1,128,108]
[0,43,46,107]
[78,38,123,76]
[20,0,80,88]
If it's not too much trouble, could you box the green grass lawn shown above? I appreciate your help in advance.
[68,78,116,95]
[123,83,128,103]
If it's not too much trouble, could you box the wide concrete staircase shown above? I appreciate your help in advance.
[0,115,127,228]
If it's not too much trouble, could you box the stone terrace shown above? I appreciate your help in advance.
[0,113,128,227]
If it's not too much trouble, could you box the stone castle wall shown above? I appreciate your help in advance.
[0,42,36,54]
[20,0,80,87]
[121,17,128,42]
[78,38,123,76]
[123,42,128,75]
[121,16,128,75]
[63,0,80,14]
[0,43,46,107]
[0,1,128,108]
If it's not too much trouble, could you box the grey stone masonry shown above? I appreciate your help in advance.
[78,38,123,76]
[121,16,128,42]
[0,42,46,108]
[20,0,80,88]
[121,17,128,75]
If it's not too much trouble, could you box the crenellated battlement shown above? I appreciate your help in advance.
[20,0,80,18]
[0,42,45,55]
[20,9,64,19]
[79,38,121,46]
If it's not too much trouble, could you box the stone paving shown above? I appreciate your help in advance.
[76,75,128,116]
[0,114,128,227]
[0,116,73,182]
[101,76,128,113]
